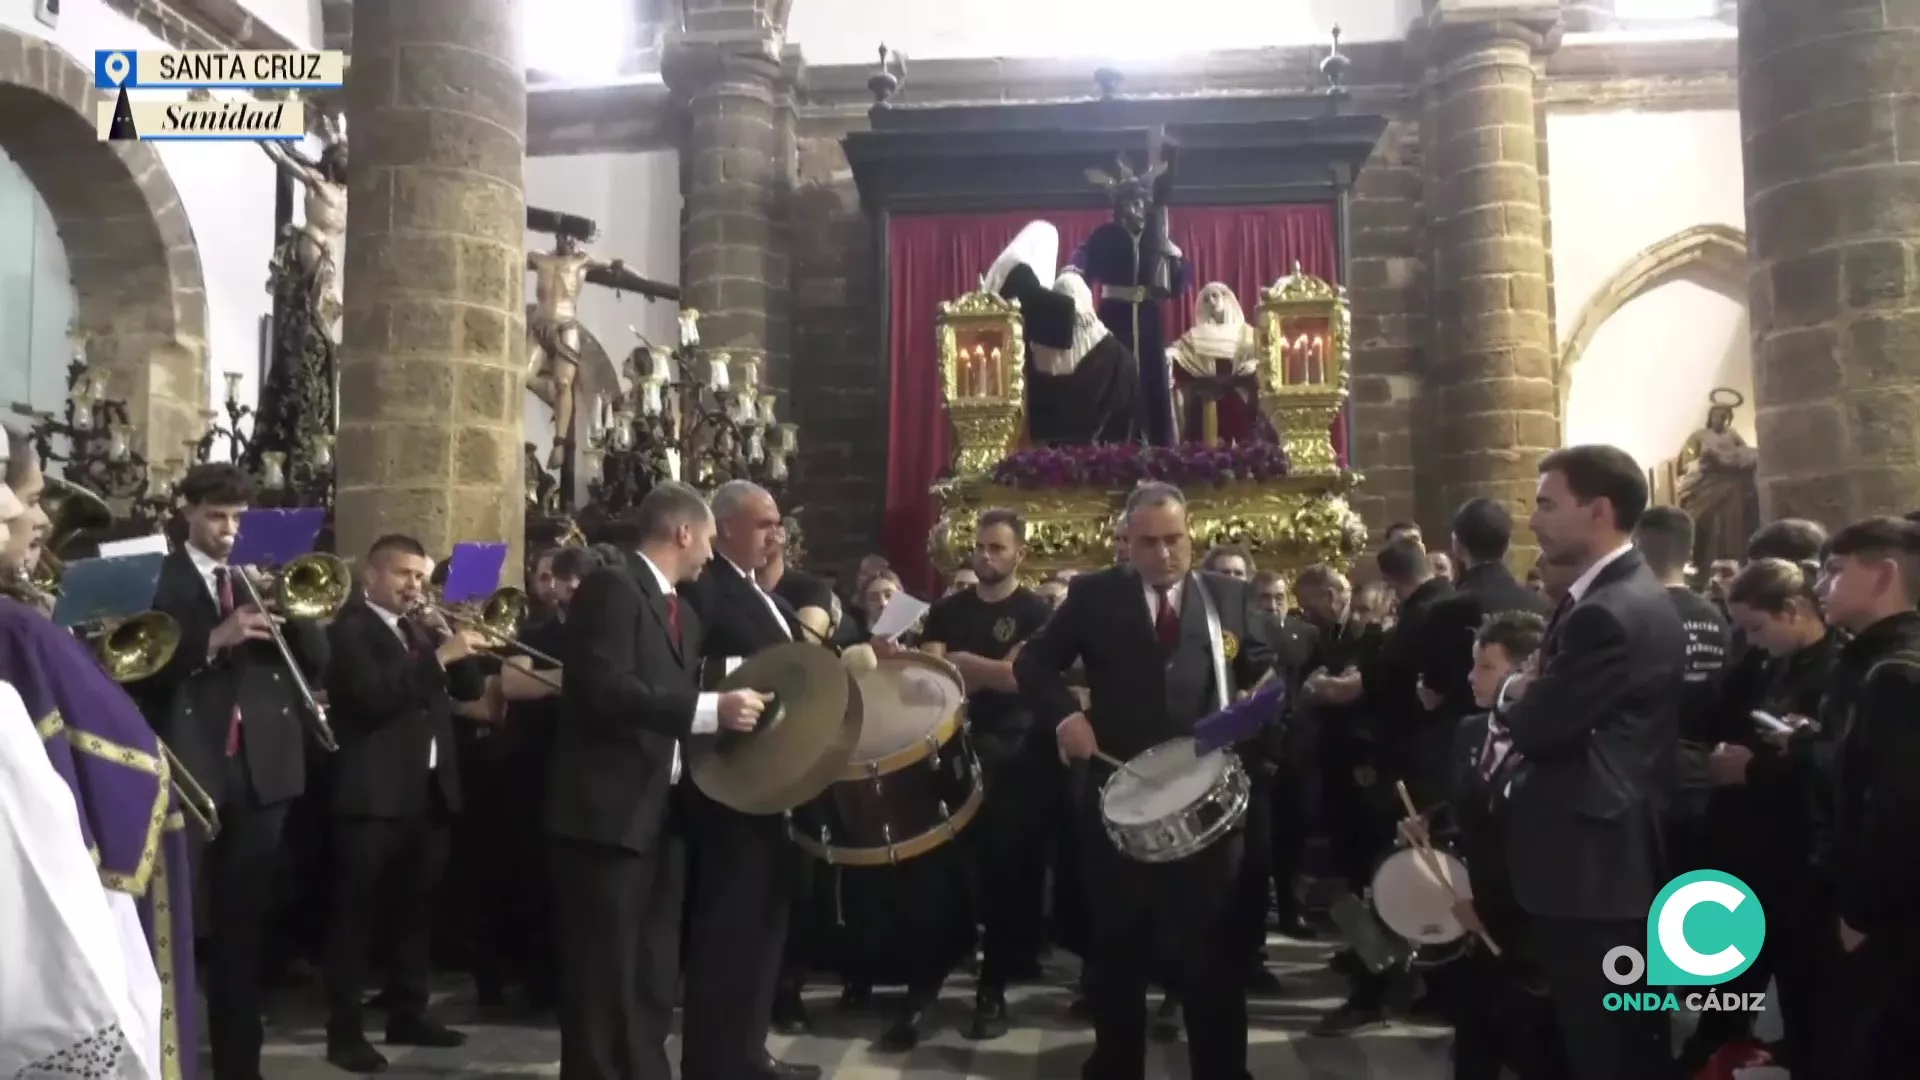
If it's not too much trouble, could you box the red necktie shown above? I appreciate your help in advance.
[1154,586,1179,651]
[666,594,682,638]
[215,568,242,757]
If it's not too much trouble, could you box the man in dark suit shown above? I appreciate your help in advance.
[676,480,821,1080]
[123,463,330,1080]
[1419,497,1554,725]
[1016,481,1275,1080]
[549,484,767,1080]
[1503,444,1685,1080]
[319,534,487,1072]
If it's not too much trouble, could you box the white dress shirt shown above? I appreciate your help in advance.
[1568,542,1636,603]
[365,601,436,770]
[722,554,793,643]
[186,544,227,606]
[633,554,720,783]
[1143,576,1184,623]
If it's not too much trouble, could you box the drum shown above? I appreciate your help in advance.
[1369,844,1473,966]
[787,652,982,866]
[1099,737,1250,863]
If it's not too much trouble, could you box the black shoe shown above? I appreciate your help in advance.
[967,990,1010,1041]
[1327,949,1362,977]
[384,1015,466,1048]
[1151,996,1180,1042]
[772,988,813,1036]
[324,1034,389,1074]
[876,1004,929,1053]
[1246,966,1285,995]
[754,1052,822,1080]
[1309,1002,1385,1037]
[839,983,873,1011]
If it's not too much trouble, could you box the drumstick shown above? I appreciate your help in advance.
[1394,781,1502,957]
[1093,750,1152,781]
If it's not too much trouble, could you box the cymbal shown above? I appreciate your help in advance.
[688,641,864,815]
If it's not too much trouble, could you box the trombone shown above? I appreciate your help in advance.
[232,552,351,753]
[73,602,221,839]
[415,586,563,691]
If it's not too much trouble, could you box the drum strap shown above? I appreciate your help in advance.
[1191,573,1230,714]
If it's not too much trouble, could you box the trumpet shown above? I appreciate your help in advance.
[232,552,352,752]
[414,586,563,691]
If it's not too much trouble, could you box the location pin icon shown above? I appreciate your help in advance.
[103,51,131,87]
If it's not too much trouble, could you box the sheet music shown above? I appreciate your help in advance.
[869,593,930,640]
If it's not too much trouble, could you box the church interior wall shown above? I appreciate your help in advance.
[523,149,683,502]
[1545,106,1749,478]
[0,0,305,451]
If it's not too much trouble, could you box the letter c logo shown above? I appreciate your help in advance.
[1646,870,1766,987]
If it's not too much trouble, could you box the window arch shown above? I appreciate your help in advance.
[0,148,78,418]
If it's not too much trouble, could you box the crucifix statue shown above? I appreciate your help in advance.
[524,207,680,471]
[259,113,347,336]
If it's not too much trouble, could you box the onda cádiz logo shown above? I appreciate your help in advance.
[1601,870,1769,1014]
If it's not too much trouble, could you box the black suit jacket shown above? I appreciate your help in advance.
[549,553,702,854]
[323,601,483,818]
[125,548,329,807]
[1504,549,1686,920]
[1419,561,1552,719]
[681,556,800,686]
[1016,566,1276,765]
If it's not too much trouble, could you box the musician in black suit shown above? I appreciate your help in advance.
[1503,444,1686,1080]
[1419,498,1553,723]
[319,534,487,1073]
[123,463,329,1080]
[674,480,820,1080]
[549,484,768,1080]
[1016,482,1276,1080]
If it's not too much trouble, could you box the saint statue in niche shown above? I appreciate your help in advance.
[983,222,1141,446]
[1167,282,1267,446]
[1675,387,1761,567]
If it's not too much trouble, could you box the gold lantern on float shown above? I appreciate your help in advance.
[935,290,1027,477]
[1255,263,1351,476]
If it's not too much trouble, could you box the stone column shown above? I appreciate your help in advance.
[1741,0,1920,522]
[664,35,795,395]
[336,0,527,569]
[1425,15,1560,558]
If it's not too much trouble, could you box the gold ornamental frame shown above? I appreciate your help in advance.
[935,290,1027,476]
[1255,263,1351,476]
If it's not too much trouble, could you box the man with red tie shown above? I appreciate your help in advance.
[125,463,332,1080]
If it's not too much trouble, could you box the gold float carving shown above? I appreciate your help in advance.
[1256,263,1351,477]
[937,291,1027,477]
[931,269,1366,580]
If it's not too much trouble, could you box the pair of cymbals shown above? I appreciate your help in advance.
[687,642,864,815]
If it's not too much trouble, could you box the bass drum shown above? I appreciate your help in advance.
[787,652,983,866]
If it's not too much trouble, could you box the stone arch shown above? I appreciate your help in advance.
[0,27,206,460]
[1557,223,1749,419]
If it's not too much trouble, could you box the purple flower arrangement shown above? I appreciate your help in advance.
[988,441,1291,490]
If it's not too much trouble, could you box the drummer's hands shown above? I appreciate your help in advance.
[1056,712,1097,762]
[1397,815,1431,849]
[870,635,908,661]
[718,689,768,733]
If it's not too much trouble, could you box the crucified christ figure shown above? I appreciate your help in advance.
[526,234,625,469]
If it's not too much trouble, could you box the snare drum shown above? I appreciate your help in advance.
[1099,737,1250,863]
[787,653,983,866]
[1369,844,1473,966]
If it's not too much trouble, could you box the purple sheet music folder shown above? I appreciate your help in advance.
[443,542,508,605]
[228,508,326,567]
[1193,679,1288,756]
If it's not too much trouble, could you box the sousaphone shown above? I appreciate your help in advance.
[688,641,864,815]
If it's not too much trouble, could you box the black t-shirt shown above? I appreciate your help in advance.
[919,586,1054,746]
[1667,585,1730,744]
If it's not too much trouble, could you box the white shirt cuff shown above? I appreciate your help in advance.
[692,692,720,735]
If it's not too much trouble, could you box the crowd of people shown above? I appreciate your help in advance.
[4,431,1920,1080]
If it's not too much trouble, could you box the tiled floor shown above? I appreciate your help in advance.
[259,938,1451,1078]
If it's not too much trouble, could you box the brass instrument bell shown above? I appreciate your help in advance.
[89,609,183,684]
[41,476,114,557]
[266,551,353,619]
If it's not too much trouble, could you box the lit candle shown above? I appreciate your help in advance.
[310,435,335,469]
[748,431,765,464]
[777,422,798,457]
[709,353,731,392]
[769,454,789,482]
[988,346,1003,398]
[736,359,760,388]
[650,349,672,382]
[678,309,701,348]
[1312,334,1326,383]
[260,451,286,488]
[757,394,777,425]
[223,371,243,406]
[106,425,130,461]
[640,379,664,416]
[664,447,682,480]
[612,419,635,452]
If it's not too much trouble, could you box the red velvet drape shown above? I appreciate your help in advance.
[882,204,1340,592]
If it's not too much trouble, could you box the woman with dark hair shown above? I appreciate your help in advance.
[1686,558,1840,1076]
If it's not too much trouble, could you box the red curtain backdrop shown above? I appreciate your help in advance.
[882,204,1340,592]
